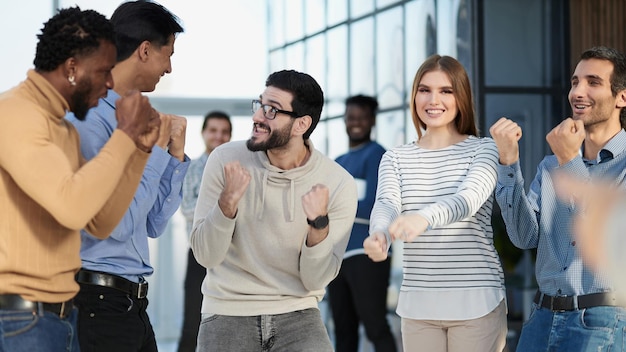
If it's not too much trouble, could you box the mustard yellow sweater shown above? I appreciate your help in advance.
[0,70,148,303]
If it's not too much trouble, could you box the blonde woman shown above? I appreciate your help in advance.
[364,55,507,352]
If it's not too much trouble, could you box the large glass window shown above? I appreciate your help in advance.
[305,34,327,115]
[404,0,436,95]
[284,0,304,43]
[376,7,405,109]
[326,25,349,117]
[305,0,326,35]
[351,0,375,18]
[376,110,406,150]
[484,0,549,87]
[268,0,287,48]
[327,0,348,26]
[349,17,375,96]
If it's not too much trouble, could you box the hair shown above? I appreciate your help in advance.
[409,54,478,138]
[265,70,324,140]
[33,7,115,71]
[202,110,232,132]
[345,94,379,120]
[579,46,626,128]
[110,0,184,62]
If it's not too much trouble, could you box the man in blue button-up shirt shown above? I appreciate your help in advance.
[489,46,626,352]
[66,2,189,351]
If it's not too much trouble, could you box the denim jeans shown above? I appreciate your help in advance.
[74,283,157,352]
[0,307,79,352]
[516,303,626,352]
[197,308,333,352]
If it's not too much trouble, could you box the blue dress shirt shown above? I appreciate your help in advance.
[67,89,189,282]
[496,129,626,296]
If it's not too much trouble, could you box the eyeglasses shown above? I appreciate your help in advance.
[251,99,299,120]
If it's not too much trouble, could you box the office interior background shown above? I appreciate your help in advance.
[1,0,624,350]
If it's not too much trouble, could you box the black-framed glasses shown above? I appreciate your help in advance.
[251,99,299,120]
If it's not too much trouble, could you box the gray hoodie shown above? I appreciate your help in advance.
[191,140,358,316]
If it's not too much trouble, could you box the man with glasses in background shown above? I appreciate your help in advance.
[189,70,358,351]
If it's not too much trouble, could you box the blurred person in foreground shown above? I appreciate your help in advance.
[489,45,626,351]
[553,173,626,305]
[0,6,159,352]
[66,1,188,351]
[191,69,358,352]
[327,94,397,352]
[365,55,507,352]
[177,110,232,352]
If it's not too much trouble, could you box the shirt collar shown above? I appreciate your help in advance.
[582,129,626,164]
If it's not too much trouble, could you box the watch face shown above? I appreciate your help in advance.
[310,215,329,229]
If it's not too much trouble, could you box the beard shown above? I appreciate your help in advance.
[70,77,93,121]
[246,120,293,152]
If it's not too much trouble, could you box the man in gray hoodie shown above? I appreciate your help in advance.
[190,69,358,352]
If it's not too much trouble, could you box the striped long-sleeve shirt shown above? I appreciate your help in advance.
[370,136,506,320]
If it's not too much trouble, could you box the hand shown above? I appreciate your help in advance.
[388,214,429,242]
[489,117,522,165]
[363,232,389,262]
[115,90,160,152]
[155,113,172,150]
[546,118,585,166]
[301,184,329,221]
[167,114,187,161]
[218,161,251,218]
[135,108,161,153]
[302,184,330,247]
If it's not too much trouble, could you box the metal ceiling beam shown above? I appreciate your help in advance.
[149,97,252,117]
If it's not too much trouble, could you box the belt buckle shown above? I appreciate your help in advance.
[136,282,148,299]
[550,295,569,312]
[548,296,559,311]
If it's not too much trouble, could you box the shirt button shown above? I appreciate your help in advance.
[563,267,567,271]
[571,241,576,246]
[175,170,180,174]
[507,173,514,178]
[558,289,562,294]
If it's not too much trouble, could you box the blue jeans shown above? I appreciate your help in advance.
[0,307,79,352]
[197,308,333,351]
[516,303,626,352]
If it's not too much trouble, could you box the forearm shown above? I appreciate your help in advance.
[495,162,540,249]
[85,148,150,238]
[190,202,235,268]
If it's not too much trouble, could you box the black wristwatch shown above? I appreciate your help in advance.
[307,214,329,229]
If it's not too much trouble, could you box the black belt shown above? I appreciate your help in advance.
[76,269,148,299]
[0,294,73,318]
[534,290,620,311]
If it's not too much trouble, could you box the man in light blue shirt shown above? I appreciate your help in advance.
[489,46,626,352]
[66,2,188,351]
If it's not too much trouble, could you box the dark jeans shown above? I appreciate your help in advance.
[327,255,397,352]
[197,308,333,352]
[177,248,206,352]
[74,282,157,352]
